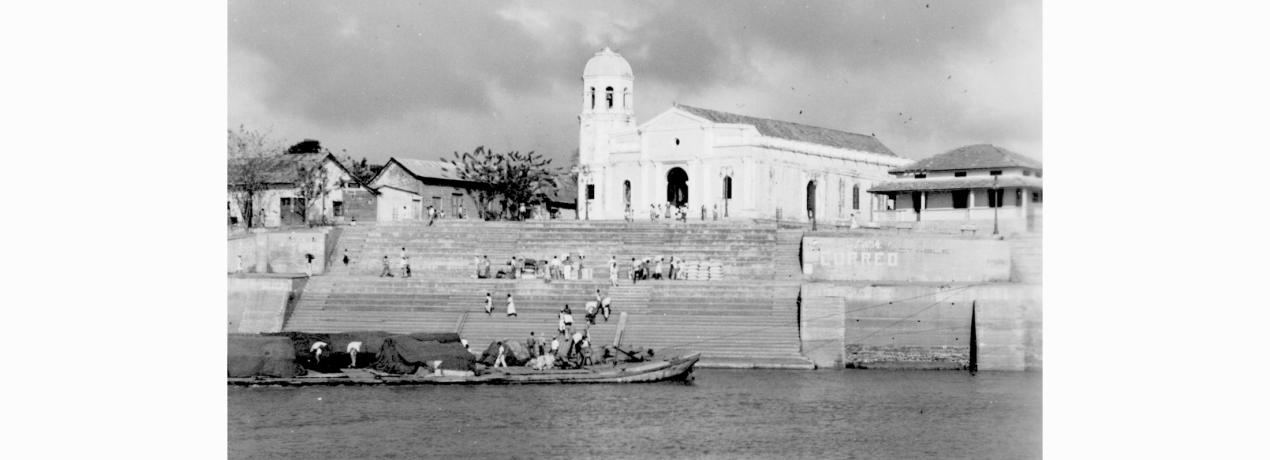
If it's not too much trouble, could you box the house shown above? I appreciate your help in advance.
[367,158,485,222]
[227,152,374,228]
[868,144,1042,233]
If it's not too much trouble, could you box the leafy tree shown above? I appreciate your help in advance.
[294,155,331,225]
[444,146,562,220]
[227,125,282,228]
[340,154,378,184]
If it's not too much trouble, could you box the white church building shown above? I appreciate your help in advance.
[575,47,912,224]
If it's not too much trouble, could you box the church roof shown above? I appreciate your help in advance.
[583,47,633,79]
[674,104,897,157]
[890,144,1041,174]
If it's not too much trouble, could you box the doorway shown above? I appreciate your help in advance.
[666,167,688,207]
[806,181,817,219]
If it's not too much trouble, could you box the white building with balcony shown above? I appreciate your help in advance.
[868,144,1042,233]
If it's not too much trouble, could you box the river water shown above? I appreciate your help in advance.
[228,369,1041,459]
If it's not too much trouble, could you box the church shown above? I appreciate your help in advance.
[575,47,912,224]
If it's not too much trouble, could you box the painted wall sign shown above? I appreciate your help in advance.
[803,235,1010,282]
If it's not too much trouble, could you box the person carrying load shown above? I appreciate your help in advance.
[310,341,329,364]
[346,341,363,367]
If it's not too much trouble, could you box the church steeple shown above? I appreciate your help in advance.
[579,47,635,166]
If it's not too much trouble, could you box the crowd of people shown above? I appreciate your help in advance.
[629,202,721,223]
[482,288,615,371]
[474,253,592,280]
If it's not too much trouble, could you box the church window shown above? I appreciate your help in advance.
[914,173,927,179]
[852,184,860,210]
[723,176,733,200]
[605,87,614,109]
[954,171,967,177]
[674,138,680,146]
[586,184,595,200]
[590,87,595,109]
[990,170,1002,176]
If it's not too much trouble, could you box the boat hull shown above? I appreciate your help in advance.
[228,353,700,386]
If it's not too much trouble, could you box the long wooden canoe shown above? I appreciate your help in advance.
[228,353,700,386]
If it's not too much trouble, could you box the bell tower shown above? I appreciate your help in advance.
[579,47,635,166]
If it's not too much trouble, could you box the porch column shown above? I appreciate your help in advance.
[968,190,975,220]
[920,192,927,210]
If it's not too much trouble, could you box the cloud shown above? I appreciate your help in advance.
[229,0,1041,165]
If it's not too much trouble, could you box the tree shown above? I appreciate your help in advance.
[227,125,282,228]
[340,153,378,184]
[444,146,562,220]
[294,155,331,225]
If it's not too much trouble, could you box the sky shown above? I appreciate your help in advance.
[229,0,1040,168]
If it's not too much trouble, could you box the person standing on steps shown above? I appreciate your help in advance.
[342,249,350,267]
[236,254,244,274]
[506,293,517,317]
[713,204,719,221]
[398,247,407,277]
[561,305,574,332]
[631,257,639,285]
[701,204,707,221]
[609,256,619,286]
[380,255,393,277]
[484,292,493,316]
[304,253,315,277]
[403,256,412,278]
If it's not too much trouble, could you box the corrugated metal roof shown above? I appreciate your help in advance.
[891,144,1041,174]
[674,104,896,156]
[394,158,462,181]
[227,153,325,185]
[868,175,1043,193]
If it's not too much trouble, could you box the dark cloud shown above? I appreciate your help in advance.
[229,0,1040,164]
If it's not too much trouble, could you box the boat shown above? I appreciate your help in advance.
[228,352,701,386]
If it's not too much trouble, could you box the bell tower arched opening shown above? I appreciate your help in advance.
[666,167,689,207]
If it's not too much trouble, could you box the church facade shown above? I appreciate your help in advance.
[576,47,912,224]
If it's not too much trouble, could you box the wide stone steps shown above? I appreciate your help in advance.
[285,275,810,366]
[331,221,791,281]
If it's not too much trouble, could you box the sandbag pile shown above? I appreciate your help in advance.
[228,334,302,378]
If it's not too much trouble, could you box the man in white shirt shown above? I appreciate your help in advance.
[494,342,508,368]
[608,256,619,286]
[346,341,363,367]
[601,295,612,322]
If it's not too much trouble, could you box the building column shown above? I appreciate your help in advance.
[968,189,975,220]
[920,192,927,210]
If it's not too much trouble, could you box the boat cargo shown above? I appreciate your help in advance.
[228,332,698,386]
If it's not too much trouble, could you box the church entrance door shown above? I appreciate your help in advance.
[666,167,689,207]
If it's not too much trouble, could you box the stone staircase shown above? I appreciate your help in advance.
[285,276,812,368]
[774,229,805,281]
[329,221,788,281]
